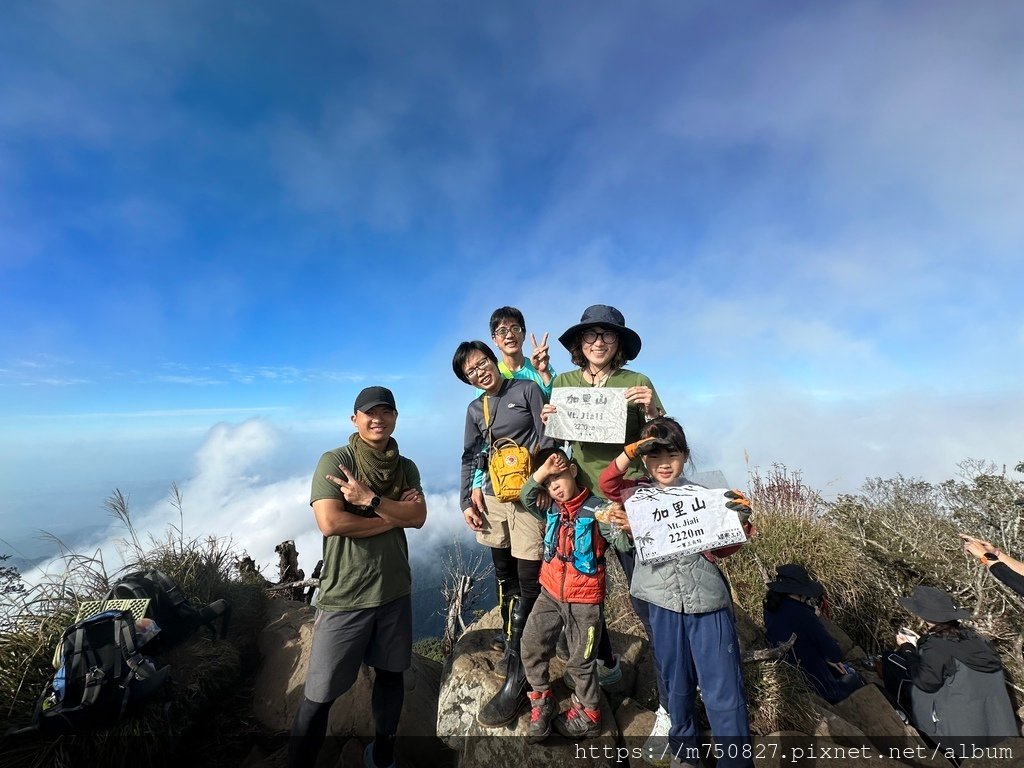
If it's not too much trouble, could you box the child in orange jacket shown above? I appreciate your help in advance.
[518,446,611,743]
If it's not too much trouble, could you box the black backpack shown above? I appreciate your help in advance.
[107,569,231,649]
[31,609,171,734]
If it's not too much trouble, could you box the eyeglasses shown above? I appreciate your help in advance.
[581,329,618,345]
[493,325,524,339]
[463,358,493,380]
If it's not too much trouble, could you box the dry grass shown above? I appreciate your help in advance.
[744,658,819,736]
[724,461,1024,712]
[0,488,269,768]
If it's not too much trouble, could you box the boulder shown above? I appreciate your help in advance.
[251,600,454,768]
[832,685,950,768]
[437,616,621,767]
[822,616,855,657]
[614,697,654,743]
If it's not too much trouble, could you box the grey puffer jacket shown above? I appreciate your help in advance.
[630,550,733,614]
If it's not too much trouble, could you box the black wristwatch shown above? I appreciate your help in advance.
[984,552,999,562]
[369,495,382,510]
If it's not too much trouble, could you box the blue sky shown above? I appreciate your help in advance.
[2,2,1023,574]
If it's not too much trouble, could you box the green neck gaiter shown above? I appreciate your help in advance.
[348,432,406,499]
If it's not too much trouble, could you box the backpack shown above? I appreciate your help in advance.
[108,569,230,650]
[31,609,170,734]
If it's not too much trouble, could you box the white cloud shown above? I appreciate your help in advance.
[21,418,471,587]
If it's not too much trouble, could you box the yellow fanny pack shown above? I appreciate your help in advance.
[483,395,532,503]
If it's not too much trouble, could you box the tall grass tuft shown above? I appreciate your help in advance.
[0,487,269,768]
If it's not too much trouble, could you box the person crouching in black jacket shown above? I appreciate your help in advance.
[892,585,1018,758]
[763,564,864,705]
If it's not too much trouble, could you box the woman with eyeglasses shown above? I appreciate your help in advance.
[543,304,669,748]
[452,340,552,728]
[544,305,664,504]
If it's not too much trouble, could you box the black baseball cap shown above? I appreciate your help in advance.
[353,386,396,413]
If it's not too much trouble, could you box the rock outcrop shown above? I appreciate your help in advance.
[248,598,1020,768]
[250,600,455,768]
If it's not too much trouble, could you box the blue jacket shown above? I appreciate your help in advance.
[764,596,845,702]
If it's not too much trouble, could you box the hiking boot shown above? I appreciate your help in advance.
[565,653,622,689]
[526,690,555,743]
[642,706,672,766]
[553,694,601,740]
[494,640,513,676]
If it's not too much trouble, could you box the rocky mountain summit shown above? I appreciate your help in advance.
[244,600,1022,768]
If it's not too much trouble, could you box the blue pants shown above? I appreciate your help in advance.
[648,604,753,768]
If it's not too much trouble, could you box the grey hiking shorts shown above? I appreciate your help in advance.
[303,594,413,703]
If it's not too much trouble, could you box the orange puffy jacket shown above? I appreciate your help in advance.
[538,488,608,605]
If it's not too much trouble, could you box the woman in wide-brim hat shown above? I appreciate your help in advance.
[763,564,864,704]
[544,304,663,492]
[541,304,669,740]
[893,585,1017,752]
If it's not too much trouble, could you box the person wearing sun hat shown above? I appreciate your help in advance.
[545,305,661,495]
[893,585,1017,754]
[763,564,864,704]
[542,304,670,753]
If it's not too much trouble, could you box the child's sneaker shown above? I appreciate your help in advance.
[596,653,622,687]
[553,694,601,740]
[642,705,671,766]
[526,690,555,743]
[564,654,621,689]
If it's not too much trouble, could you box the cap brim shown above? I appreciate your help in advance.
[355,400,393,413]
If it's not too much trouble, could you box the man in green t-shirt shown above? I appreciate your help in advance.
[289,386,427,768]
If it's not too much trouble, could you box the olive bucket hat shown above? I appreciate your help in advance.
[558,304,642,361]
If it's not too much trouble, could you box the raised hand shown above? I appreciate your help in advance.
[326,466,374,508]
[624,385,659,418]
[959,533,999,562]
[530,331,552,380]
[724,490,753,527]
[624,436,659,460]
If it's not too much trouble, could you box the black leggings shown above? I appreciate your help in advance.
[490,547,541,603]
[288,668,404,768]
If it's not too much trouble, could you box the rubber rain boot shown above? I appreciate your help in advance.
[477,595,534,727]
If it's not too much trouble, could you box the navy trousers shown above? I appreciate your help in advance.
[648,604,753,768]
